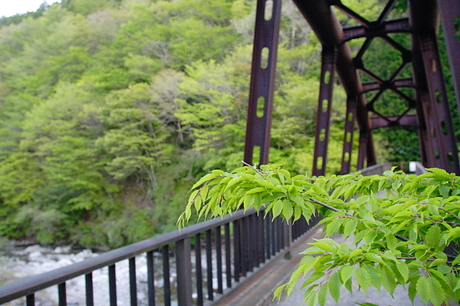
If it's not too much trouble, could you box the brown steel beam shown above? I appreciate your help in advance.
[340,96,357,174]
[369,114,419,129]
[437,0,460,113]
[243,0,282,166]
[362,78,415,93]
[409,0,460,173]
[292,0,376,171]
[343,18,411,42]
[313,46,336,176]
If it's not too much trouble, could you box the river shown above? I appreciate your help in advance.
[0,244,178,306]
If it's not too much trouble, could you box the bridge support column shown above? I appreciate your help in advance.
[313,45,336,176]
[437,0,460,113]
[340,95,357,174]
[243,0,282,166]
[418,31,460,173]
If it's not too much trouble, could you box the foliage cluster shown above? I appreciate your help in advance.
[179,165,460,306]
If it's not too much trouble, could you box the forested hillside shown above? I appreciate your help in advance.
[0,0,447,247]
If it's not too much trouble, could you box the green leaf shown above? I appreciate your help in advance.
[343,218,357,237]
[272,199,283,219]
[290,195,304,206]
[344,276,353,294]
[303,284,317,302]
[428,204,439,216]
[416,277,431,304]
[328,272,341,303]
[339,265,355,283]
[385,233,398,251]
[189,189,199,205]
[245,187,266,195]
[425,225,441,248]
[200,185,209,202]
[326,217,342,236]
[365,253,384,264]
[356,266,371,291]
[395,260,409,283]
[243,194,255,211]
[282,200,294,220]
[191,173,217,189]
[307,289,318,306]
[285,263,306,296]
[354,229,370,245]
[318,284,328,306]
[408,277,418,302]
[364,264,382,292]
[301,272,325,289]
[253,193,262,209]
[381,266,396,297]
[257,179,275,189]
[310,239,337,253]
[453,278,460,292]
[363,229,377,245]
[350,248,363,258]
[439,185,450,197]
[298,255,320,276]
[273,284,287,300]
[429,276,446,306]
[194,195,202,212]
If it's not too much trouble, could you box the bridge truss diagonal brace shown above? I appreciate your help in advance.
[313,45,336,176]
[243,0,282,166]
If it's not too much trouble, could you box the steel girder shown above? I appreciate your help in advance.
[312,46,336,176]
[409,0,459,173]
[243,0,282,166]
[437,0,460,113]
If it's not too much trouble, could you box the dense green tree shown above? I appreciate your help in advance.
[98,83,174,189]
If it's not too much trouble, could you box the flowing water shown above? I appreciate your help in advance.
[0,245,175,306]
[0,244,225,306]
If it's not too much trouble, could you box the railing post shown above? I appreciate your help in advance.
[176,238,193,306]
[284,221,292,260]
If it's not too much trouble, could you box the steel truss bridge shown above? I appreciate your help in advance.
[245,0,460,175]
[0,0,460,305]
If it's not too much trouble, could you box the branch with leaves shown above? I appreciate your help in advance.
[178,165,460,306]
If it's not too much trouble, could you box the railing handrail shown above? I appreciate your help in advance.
[0,208,258,303]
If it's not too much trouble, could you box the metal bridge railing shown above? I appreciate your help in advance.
[0,208,319,306]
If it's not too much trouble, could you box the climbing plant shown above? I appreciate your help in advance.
[178,165,460,306]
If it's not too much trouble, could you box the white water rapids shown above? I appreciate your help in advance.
[0,245,178,306]
[0,244,226,306]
